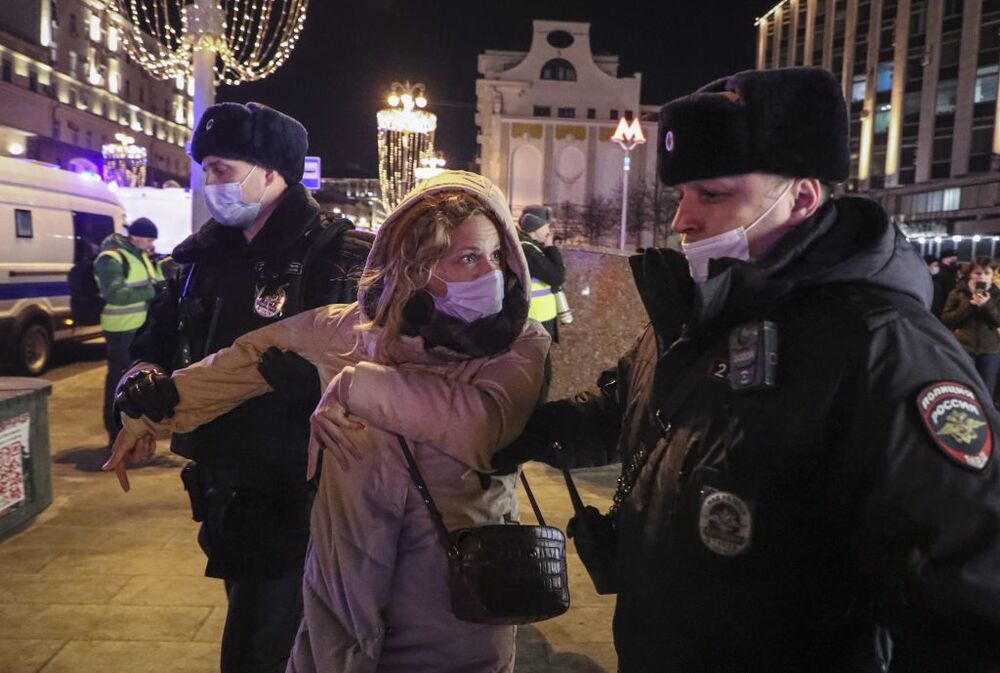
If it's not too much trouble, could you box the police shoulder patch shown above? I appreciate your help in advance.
[916,381,993,471]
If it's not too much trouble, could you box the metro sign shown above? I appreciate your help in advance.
[611,118,647,151]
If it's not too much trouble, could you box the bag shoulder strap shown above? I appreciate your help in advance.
[609,340,728,512]
[395,434,549,554]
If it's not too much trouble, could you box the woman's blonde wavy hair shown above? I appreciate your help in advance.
[356,191,505,364]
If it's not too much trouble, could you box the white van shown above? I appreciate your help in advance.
[0,156,125,374]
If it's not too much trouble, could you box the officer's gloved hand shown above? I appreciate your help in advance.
[115,365,179,422]
[257,347,321,409]
[492,434,559,474]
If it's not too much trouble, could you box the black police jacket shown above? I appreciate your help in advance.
[130,184,363,488]
[511,197,1000,672]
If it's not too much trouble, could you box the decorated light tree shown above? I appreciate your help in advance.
[104,0,310,228]
[377,82,437,210]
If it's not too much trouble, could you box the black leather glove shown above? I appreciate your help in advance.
[257,347,321,408]
[491,434,558,473]
[115,366,180,422]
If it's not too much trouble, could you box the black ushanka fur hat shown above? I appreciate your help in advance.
[657,67,849,186]
[190,102,308,184]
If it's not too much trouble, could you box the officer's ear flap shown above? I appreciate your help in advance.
[788,178,823,227]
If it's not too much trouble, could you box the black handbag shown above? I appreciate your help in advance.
[396,434,570,625]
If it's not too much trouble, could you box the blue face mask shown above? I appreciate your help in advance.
[431,269,505,323]
[204,166,263,229]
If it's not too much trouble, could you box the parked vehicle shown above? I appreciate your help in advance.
[0,157,125,374]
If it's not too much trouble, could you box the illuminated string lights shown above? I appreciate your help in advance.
[103,0,309,86]
[377,82,438,209]
[102,132,148,187]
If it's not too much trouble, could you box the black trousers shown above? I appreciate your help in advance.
[221,569,304,673]
[191,466,311,673]
[102,330,136,445]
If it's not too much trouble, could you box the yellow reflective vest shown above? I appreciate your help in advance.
[523,239,558,322]
[96,247,164,333]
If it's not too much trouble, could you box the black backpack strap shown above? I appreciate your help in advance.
[295,215,356,311]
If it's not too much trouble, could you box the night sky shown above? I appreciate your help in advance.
[216,0,778,177]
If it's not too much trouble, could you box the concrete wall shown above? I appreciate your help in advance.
[547,246,648,401]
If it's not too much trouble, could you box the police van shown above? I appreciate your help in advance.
[0,157,124,374]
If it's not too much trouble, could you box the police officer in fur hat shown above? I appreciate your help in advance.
[111,102,371,673]
[495,67,1000,670]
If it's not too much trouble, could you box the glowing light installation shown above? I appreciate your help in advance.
[103,0,309,228]
[377,82,437,210]
[102,133,148,187]
[106,0,309,86]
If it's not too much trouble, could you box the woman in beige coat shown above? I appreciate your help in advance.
[106,171,550,673]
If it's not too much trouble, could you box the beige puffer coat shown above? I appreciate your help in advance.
[122,171,550,673]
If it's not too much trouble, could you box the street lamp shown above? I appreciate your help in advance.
[610,116,647,250]
[414,152,447,181]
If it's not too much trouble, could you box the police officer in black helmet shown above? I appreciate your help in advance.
[495,68,1000,671]
[112,102,370,673]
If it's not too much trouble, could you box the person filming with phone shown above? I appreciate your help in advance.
[942,256,1000,395]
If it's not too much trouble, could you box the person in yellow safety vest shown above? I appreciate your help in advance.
[94,217,164,448]
[518,206,566,342]
[519,206,566,402]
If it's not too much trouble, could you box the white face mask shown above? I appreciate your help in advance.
[431,269,505,323]
[681,180,795,283]
[204,166,264,229]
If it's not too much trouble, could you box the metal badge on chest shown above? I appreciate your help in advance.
[252,261,303,319]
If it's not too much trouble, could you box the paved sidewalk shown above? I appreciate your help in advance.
[0,363,619,673]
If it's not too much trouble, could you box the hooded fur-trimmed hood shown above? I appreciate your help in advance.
[358,170,531,325]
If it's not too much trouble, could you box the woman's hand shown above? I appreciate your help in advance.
[971,290,991,307]
[101,428,157,492]
[307,389,366,479]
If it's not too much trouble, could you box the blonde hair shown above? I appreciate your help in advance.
[356,191,504,363]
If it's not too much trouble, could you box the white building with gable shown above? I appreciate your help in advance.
[475,20,660,220]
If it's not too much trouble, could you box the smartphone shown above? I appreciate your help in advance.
[976,281,989,293]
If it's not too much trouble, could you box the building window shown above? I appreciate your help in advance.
[975,65,999,103]
[68,51,78,79]
[139,86,144,104]
[109,72,119,93]
[68,89,76,106]
[15,210,33,239]
[610,109,619,119]
[52,120,60,139]
[70,13,78,37]
[558,107,575,118]
[540,58,577,81]
[851,74,866,102]
[88,13,101,42]
[875,63,893,93]
[874,104,891,134]
[533,105,551,117]
[50,0,59,27]
[108,26,119,52]
[1,59,11,83]
[125,79,130,98]
[50,44,58,67]
[936,79,958,115]
[587,108,596,119]
[29,71,38,92]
